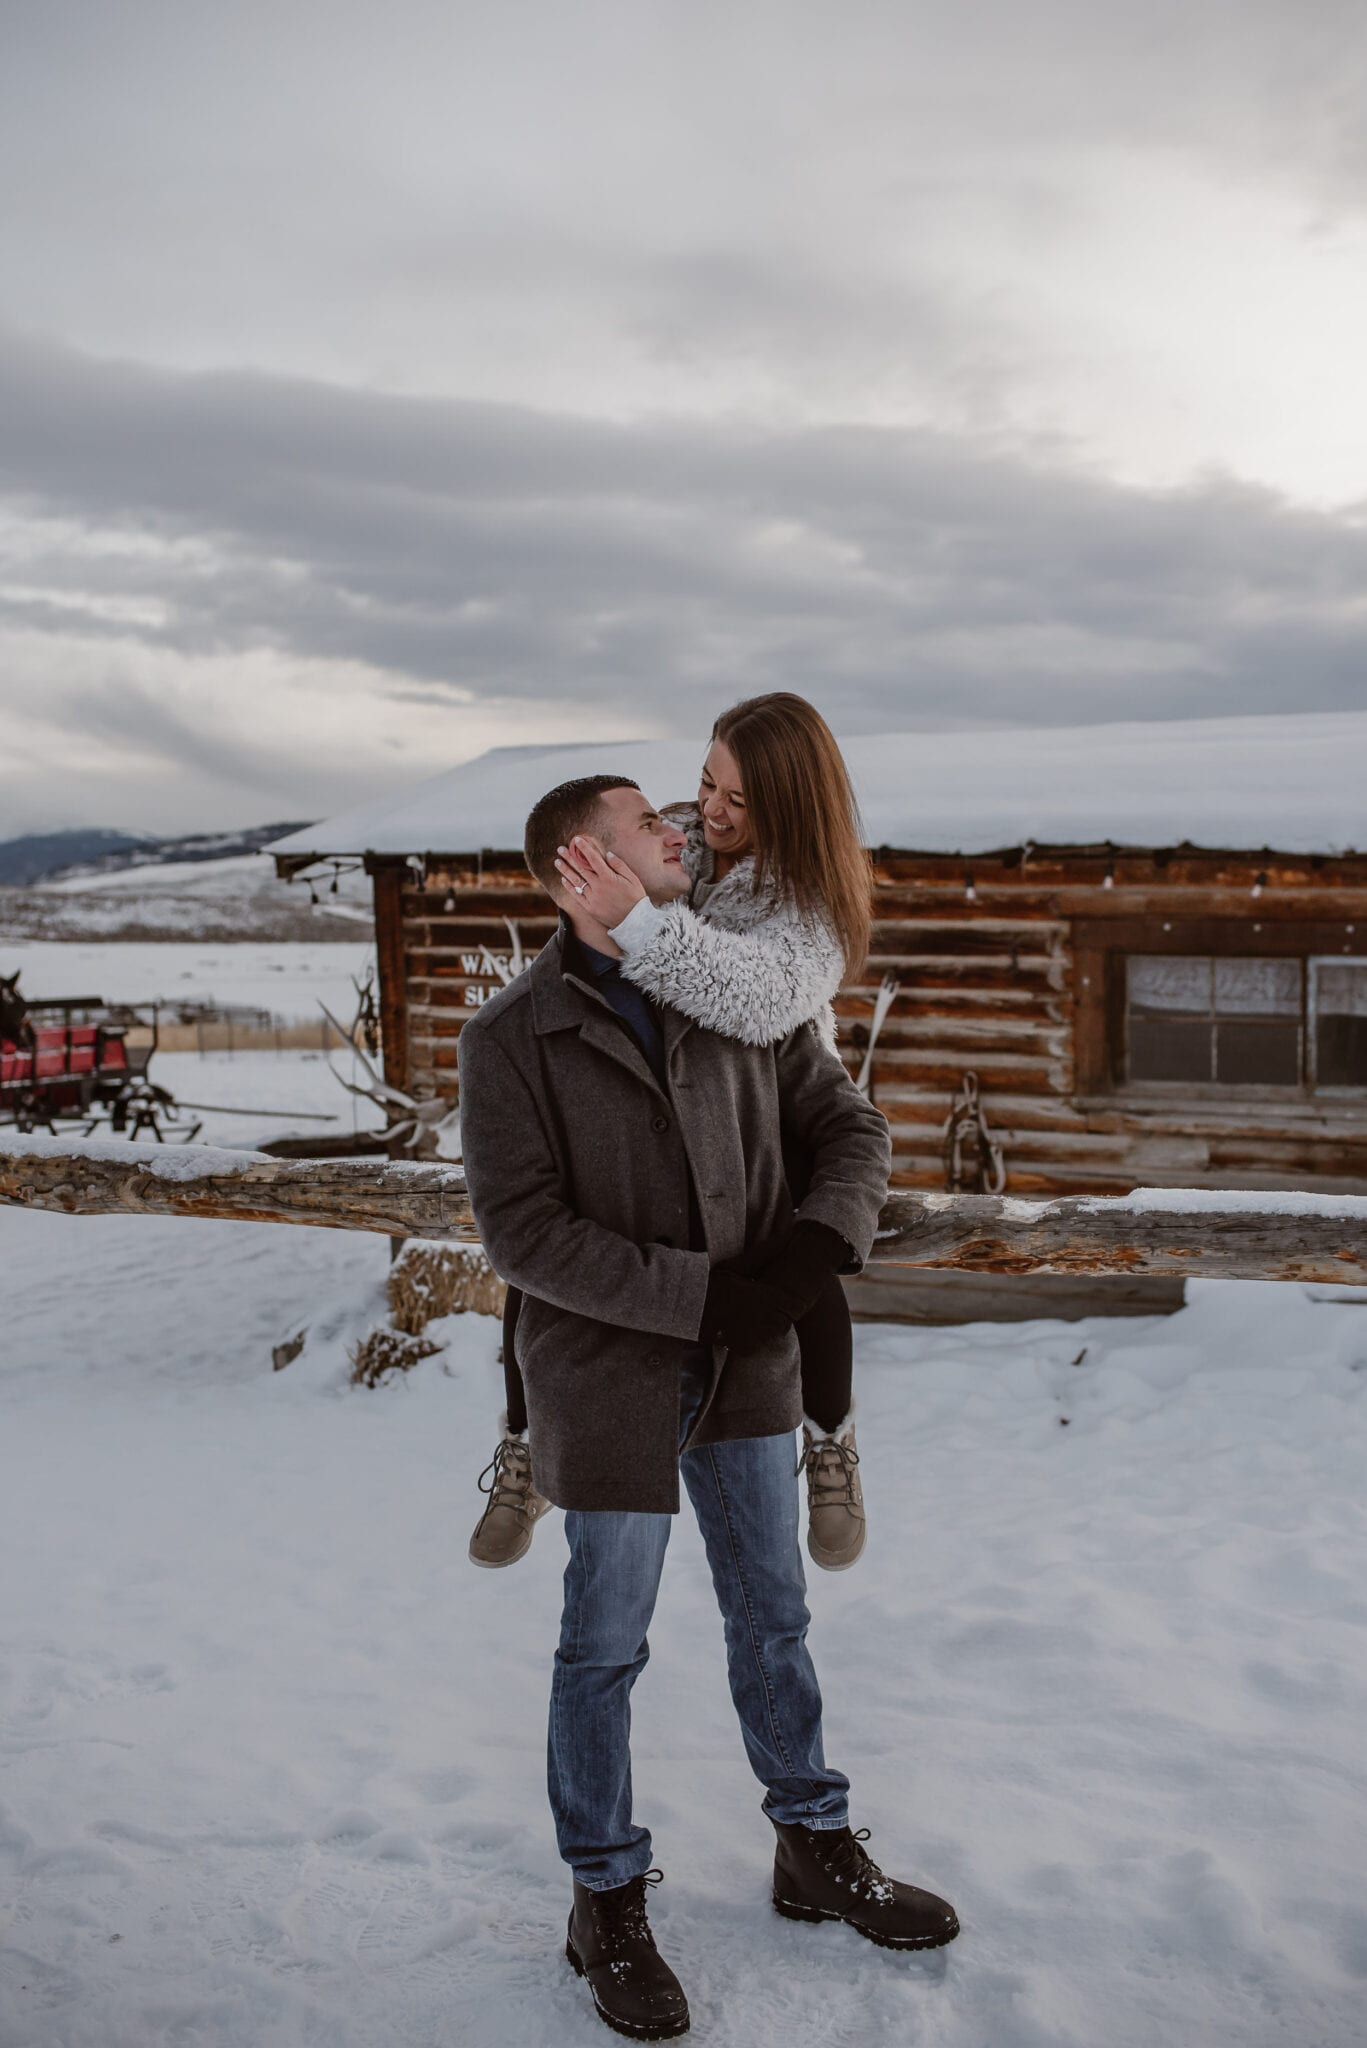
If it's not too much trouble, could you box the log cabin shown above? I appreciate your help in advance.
[271,712,1367,1319]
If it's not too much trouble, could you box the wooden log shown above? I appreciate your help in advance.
[874,1188,1367,1283]
[2,1135,1366,1284]
[0,1136,466,1241]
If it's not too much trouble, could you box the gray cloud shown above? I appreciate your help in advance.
[2,327,1366,757]
[3,1,1367,832]
[57,674,318,803]
[3,2,1366,421]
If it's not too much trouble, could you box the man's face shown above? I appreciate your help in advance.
[592,786,690,904]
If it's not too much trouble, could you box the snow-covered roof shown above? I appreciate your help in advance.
[270,711,1366,861]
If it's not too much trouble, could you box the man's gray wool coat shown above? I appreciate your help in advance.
[457,924,891,1513]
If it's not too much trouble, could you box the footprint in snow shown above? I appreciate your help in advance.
[403,1763,475,1806]
[0,1944,81,2013]
[1245,1656,1342,1710]
[4,1646,177,1729]
[433,1816,525,1857]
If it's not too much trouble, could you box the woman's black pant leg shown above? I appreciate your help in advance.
[795,1271,853,1435]
[503,1271,852,1437]
[502,1284,529,1435]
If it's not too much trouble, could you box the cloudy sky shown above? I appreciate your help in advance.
[2,0,1366,836]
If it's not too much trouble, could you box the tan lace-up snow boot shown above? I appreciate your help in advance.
[797,1411,865,1571]
[468,1422,551,1568]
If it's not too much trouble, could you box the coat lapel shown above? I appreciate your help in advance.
[527,924,671,1101]
[661,1001,695,1070]
[575,1006,666,1099]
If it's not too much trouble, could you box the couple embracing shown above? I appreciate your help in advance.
[458,693,959,2040]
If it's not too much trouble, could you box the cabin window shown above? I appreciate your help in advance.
[1126,956,1302,1086]
[1311,958,1367,1089]
[1123,953,1367,1092]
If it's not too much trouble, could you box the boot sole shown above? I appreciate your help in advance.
[773,1893,959,1951]
[806,1530,867,1572]
[468,1542,532,1568]
[467,1498,552,1568]
[565,1938,691,2039]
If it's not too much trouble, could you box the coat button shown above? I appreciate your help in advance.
[646,1350,663,1366]
[652,1114,670,1132]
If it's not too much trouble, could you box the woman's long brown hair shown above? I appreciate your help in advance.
[711,694,872,978]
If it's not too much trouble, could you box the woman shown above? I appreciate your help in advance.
[470,692,877,1574]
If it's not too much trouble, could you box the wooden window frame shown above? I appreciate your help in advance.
[1073,918,1367,1100]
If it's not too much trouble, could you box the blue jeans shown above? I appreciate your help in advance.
[547,1351,850,1890]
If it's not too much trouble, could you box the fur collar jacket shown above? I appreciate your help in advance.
[609,802,844,1049]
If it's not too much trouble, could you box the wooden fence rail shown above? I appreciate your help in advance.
[3,1135,1366,1285]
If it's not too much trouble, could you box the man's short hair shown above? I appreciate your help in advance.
[524,774,642,897]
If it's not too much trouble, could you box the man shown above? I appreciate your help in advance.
[458,774,959,2039]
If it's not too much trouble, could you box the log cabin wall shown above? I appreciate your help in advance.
[371,844,1367,1199]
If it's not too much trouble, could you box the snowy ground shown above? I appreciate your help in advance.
[0,939,378,1026]
[3,986,1367,2044]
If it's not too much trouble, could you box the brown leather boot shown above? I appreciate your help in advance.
[771,1820,959,1950]
[468,1424,550,1568]
[565,1870,690,2039]
[798,1412,866,1571]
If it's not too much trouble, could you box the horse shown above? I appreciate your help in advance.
[0,970,33,1051]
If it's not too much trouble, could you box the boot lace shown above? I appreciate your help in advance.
[796,1430,860,1506]
[476,1436,536,1517]
[812,1827,895,1902]
[592,1870,663,1955]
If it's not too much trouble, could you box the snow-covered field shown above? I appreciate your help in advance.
[1,852,373,944]
[137,1047,391,1148]
[0,939,378,1026]
[3,954,1367,2047]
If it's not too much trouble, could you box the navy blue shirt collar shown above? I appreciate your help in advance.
[559,914,620,983]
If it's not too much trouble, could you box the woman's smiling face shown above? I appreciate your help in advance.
[698,738,754,859]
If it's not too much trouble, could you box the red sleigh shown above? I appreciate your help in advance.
[0,973,199,1140]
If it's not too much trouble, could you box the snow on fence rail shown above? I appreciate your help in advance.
[3,1134,1366,1284]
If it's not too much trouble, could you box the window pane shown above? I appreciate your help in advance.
[1129,1017,1214,1082]
[1215,1021,1302,1086]
[1315,961,1367,1086]
[1128,957,1211,1014]
[1317,1018,1367,1087]
[1316,962,1367,1018]
[1213,958,1300,1016]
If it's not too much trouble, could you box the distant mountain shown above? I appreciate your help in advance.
[0,822,315,887]
[0,828,150,886]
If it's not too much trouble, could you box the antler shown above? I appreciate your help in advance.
[318,999,460,1155]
